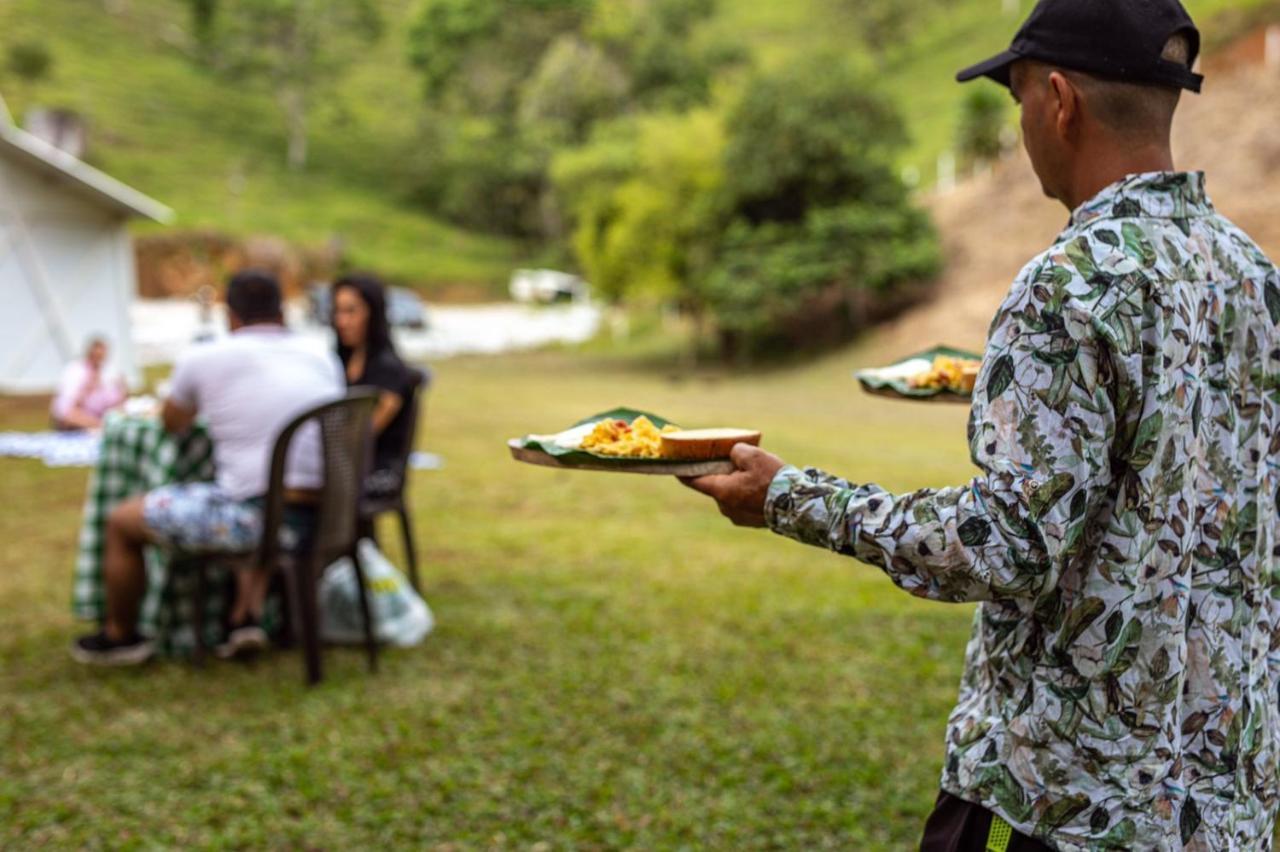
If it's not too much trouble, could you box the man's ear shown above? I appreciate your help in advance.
[1047,70,1079,140]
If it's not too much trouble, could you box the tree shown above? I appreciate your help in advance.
[4,41,54,102]
[408,0,589,115]
[192,0,382,170]
[553,110,725,306]
[830,0,945,60]
[182,0,220,64]
[705,56,940,358]
[552,56,940,361]
[586,0,731,110]
[957,85,1007,166]
[405,0,730,238]
[704,202,939,357]
[518,35,630,146]
[403,117,552,238]
[720,55,907,225]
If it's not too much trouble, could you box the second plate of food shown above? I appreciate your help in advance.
[855,347,983,403]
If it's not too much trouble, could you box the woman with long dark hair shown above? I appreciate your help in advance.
[331,274,414,494]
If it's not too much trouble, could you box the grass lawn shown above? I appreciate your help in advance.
[0,345,983,849]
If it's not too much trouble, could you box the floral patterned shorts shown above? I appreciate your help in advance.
[143,483,263,554]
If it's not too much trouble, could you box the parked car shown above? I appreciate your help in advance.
[509,269,590,305]
[386,286,429,330]
[308,282,430,331]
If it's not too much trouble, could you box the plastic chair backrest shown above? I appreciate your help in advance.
[257,389,378,573]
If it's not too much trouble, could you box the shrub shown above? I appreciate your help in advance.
[5,41,53,86]
[957,86,1007,166]
[705,203,939,357]
[404,120,551,239]
[553,111,725,304]
[703,56,940,358]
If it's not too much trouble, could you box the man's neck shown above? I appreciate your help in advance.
[1062,142,1175,212]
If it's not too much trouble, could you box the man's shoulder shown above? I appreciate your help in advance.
[993,230,1137,345]
[265,334,344,377]
[1200,211,1279,276]
[172,337,228,373]
[1071,208,1276,275]
[180,330,328,370]
[1012,213,1195,307]
[1007,239,1100,310]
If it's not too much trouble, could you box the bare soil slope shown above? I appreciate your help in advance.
[875,61,1280,356]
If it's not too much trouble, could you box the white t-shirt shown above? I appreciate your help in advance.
[168,325,345,501]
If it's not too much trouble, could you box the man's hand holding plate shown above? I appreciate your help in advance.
[680,444,786,528]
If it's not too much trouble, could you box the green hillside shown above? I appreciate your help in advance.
[713,0,1274,186]
[0,0,1266,294]
[0,0,519,293]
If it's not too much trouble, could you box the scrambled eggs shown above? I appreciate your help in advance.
[580,415,680,458]
[909,355,982,393]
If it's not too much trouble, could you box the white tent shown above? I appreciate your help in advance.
[0,98,171,393]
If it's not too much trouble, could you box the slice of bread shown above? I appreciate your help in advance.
[661,429,762,461]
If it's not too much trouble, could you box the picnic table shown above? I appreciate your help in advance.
[70,412,233,655]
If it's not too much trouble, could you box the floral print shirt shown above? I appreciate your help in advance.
[765,173,1280,850]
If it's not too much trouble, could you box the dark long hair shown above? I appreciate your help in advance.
[332,273,394,367]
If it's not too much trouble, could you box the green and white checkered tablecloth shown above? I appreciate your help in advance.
[71,412,229,655]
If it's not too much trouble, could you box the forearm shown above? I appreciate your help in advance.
[59,407,102,430]
[765,465,1055,604]
[370,391,403,435]
[161,400,197,435]
[758,257,1123,604]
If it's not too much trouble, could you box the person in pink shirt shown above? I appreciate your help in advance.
[50,337,128,431]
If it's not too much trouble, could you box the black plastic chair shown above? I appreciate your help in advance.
[359,367,429,592]
[184,388,379,685]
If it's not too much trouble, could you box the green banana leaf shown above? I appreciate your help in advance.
[855,346,983,402]
[519,408,678,467]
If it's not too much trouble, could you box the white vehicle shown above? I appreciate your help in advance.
[509,269,590,305]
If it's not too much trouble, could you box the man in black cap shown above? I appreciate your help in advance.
[683,0,1280,848]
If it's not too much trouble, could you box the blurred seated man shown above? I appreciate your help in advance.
[51,336,127,431]
[72,270,345,666]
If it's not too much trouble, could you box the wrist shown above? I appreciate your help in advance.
[763,465,805,534]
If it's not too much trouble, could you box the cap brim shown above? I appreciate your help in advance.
[956,50,1020,88]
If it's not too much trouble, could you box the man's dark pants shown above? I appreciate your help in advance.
[920,792,1053,852]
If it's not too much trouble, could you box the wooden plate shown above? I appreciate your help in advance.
[509,441,736,477]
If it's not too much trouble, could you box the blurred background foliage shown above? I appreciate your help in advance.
[401,0,937,357]
[957,86,1010,168]
[0,0,1271,357]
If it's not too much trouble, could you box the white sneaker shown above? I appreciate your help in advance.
[215,620,269,660]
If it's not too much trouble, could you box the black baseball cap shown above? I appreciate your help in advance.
[956,0,1204,93]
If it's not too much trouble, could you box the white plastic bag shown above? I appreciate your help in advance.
[319,538,434,647]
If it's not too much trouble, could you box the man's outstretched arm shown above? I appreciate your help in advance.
[686,288,1123,604]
